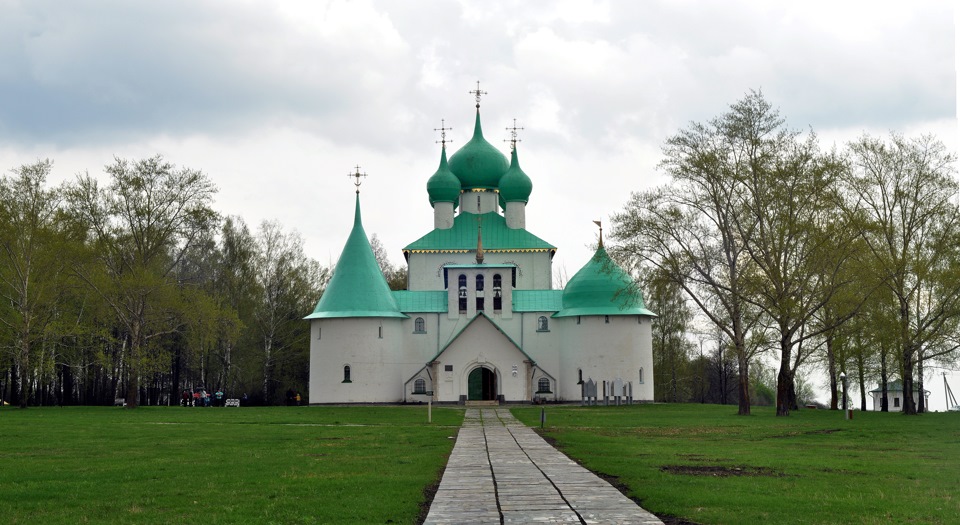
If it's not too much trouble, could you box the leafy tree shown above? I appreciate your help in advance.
[843,133,960,415]
[703,92,861,416]
[68,155,218,408]
[613,92,768,415]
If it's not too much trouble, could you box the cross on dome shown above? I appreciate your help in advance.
[434,119,453,148]
[348,165,367,194]
[469,80,487,109]
[505,119,524,150]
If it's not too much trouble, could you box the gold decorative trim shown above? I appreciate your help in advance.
[403,248,554,254]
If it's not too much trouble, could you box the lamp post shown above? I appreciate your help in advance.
[840,372,849,420]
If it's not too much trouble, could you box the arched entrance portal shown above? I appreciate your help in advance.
[467,367,497,401]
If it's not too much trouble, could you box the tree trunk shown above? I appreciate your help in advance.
[917,350,925,413]
[880,351,888,412]
[901,344,917,415]
[737,353,750,415]
[18,339,29,409]
[125,325,140,409]
[776,333,792,416]
[827,336,838,410]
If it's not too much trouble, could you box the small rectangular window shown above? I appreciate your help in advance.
[378,326,383,339]
[444,365,453,372]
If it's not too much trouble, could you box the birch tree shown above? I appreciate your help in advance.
[0,160,74,407]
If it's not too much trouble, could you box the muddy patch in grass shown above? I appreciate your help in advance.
[772,428,842,438]
[661,465,784,477]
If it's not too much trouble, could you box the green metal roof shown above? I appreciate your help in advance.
[447,110,509,190]
[553,246,656,318]
[404,211,555,254]
[512,290,563,312]
[392,290,448,313]
[305,195,407,320]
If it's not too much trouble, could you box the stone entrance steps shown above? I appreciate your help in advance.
[464,400,499,407]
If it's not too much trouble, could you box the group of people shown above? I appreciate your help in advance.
[285,389,302,406]
[181,388,228,407]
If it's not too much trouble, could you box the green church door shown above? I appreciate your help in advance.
[467,367,497,401]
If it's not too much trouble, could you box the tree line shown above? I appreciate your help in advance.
[612,91,960,416]
[0,156,329,408]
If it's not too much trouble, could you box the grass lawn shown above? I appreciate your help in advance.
[512,404,960,525]
[0,405,462,524]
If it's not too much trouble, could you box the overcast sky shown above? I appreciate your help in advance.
[1,0,958,408]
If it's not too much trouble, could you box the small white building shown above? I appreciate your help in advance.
[869,380,931,411]
[305,99,656,404]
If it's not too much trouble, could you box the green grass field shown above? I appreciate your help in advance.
[3,404,958,524]
[0,405,462,524]
[512,404,960,525]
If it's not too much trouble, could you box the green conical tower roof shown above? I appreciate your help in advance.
[426,146,461,206]
[553,245,656,318]
[498,146,533,203]
[448,110,508,190]
[305,195,406,319]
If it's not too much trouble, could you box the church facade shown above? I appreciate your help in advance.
[306,100,655,404]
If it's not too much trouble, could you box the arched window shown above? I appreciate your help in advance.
[414,317,426,333]
[578,369,583,384]
[493,274,503,311]
[414,378,426,394]
[343,365,351,383]
[537,377,551,393]
[537,316,549,332]
[604,315,610,324]
[458,274,467,313]
[639,368,644,384]
[475,275,485,311]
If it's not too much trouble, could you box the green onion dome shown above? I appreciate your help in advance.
[498,146,532,203]
[426,146,461,206]
[448,110,508,190]
[553,246,656,318]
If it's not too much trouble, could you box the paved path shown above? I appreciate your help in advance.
[424,408,663,524]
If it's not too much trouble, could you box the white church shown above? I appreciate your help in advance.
[306,95,655,404]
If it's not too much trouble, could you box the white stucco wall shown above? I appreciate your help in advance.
[554,315,654,402]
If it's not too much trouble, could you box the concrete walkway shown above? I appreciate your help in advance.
[424,408,663,524]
